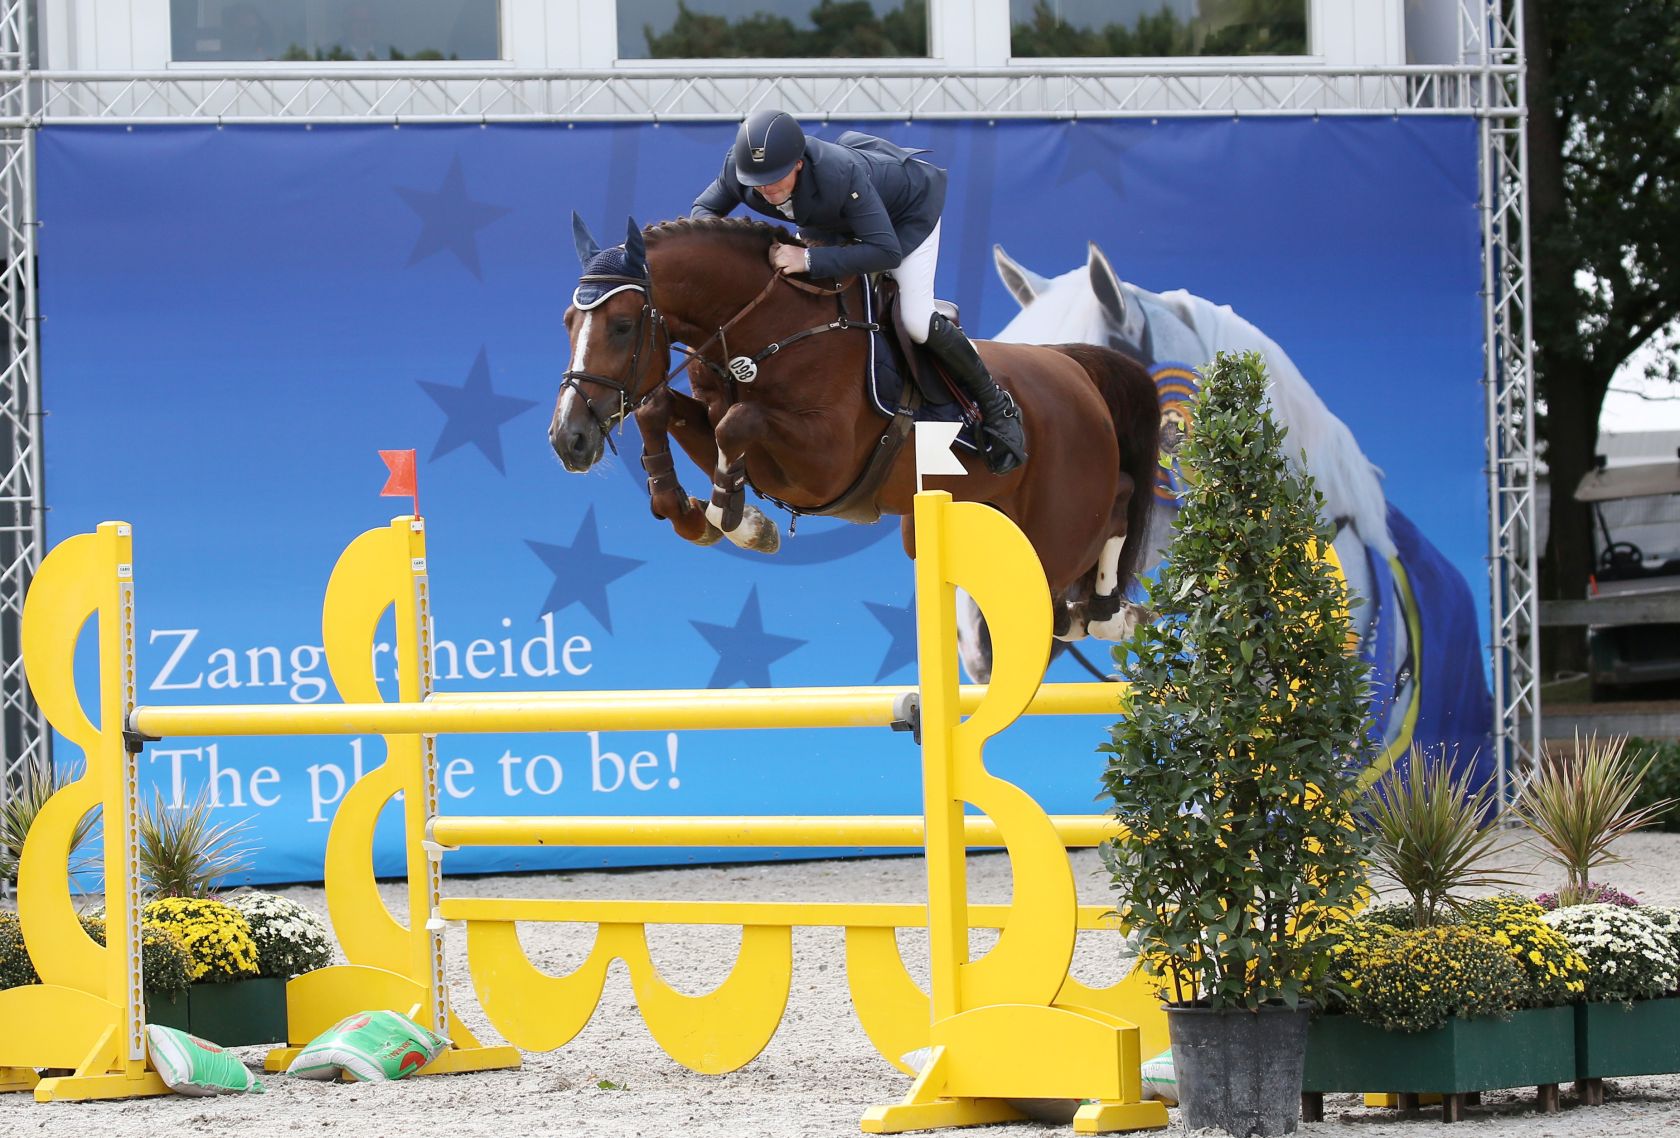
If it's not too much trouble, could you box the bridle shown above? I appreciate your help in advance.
[558,272,670,455]
[559,252,870,454]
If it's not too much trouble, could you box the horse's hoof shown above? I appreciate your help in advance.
[1054,601,1088,643]
[690,524,725,547]
[741,506,781,554]
[1086,601,1146,642]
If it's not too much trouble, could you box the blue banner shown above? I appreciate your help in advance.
[36,118,1490,884]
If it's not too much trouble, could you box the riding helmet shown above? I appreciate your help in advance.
[733,109,806,187]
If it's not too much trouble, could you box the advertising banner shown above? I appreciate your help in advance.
[36,117,1490,883]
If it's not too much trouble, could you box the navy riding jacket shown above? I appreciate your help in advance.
[690,131,948,280]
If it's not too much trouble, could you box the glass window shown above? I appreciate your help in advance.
[619,0,928,60]
[170,0,500,63]
[1011,0,1309,58]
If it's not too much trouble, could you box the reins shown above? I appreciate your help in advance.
[561,253,874,453]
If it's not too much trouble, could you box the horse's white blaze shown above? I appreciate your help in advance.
[1095,535,1127,597]
[560,312,594,426]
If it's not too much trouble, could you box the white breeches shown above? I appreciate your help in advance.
[887,220,941,344]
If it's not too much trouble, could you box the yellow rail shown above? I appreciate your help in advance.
[439,897,1124,930]
[129,681,1126,739]
[429,813,1124,849]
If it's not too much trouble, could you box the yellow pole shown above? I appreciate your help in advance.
[129,682,1125,740]
[428,814,1122,849]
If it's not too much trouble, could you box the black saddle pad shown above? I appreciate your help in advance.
[862,285,982,455]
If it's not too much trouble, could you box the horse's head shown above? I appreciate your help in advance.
[550,213,665,472]
[992,242,1209,369]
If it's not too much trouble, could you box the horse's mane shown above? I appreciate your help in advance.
[644,216,800,250]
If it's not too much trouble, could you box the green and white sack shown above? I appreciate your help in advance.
[286,1010,450,1081]
[145,1024,264,1096]
[1140,1047,1178,1105]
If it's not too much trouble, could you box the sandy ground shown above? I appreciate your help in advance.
[2,831,1678,1137]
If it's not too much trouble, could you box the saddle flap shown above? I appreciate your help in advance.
[872,277,959,408]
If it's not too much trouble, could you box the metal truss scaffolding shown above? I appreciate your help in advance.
[0,0,42,809]
[0,2,1536,808]
[1469,0,1540,802]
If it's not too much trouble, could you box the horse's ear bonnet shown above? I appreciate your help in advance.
[572,213,650,310]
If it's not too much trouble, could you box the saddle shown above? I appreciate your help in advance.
[870,276,963,410]
[751,278,980,527]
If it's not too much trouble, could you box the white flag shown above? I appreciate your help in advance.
[914,421,967,490]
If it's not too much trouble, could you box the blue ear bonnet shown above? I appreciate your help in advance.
[573,246,647,310]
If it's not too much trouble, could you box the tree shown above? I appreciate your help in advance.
[1525,0,1680,673]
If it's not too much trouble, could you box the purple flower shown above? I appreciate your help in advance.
[1535,882,1641,910]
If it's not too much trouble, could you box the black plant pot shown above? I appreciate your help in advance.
[1166,1003,1310,1137]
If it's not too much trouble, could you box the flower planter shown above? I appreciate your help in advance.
[1169,1004,1310,1136]
[1301,1007,1575,1122]
[1575,996,1680,1082]
[146,977,287,1047]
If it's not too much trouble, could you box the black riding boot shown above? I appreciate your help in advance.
[924,313,1028,475]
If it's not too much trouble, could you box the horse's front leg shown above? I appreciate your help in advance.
[635,390,723,546]
[705,402,781,555]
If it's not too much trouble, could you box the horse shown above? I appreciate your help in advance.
[548,215,1160,646]
[984,240,1496,784]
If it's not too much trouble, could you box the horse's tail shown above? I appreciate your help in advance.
[1053,344,1161,595]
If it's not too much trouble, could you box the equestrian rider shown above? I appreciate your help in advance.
[690,108,1028,476]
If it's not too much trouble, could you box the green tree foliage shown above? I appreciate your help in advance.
[1011,0,1306,58]
[642,0,927,59]
[1101,351,1375,1010]
[1525,0,1680,671]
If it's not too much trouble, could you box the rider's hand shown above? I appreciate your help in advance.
[768,244,808,275]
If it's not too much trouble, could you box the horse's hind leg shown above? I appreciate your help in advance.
[706,403,781,555]
[1084,534,1148,642]
[636,391,723,546]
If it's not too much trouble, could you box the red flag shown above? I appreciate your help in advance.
[378,449,420,516]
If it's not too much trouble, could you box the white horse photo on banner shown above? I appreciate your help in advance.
[970,242,1495,789]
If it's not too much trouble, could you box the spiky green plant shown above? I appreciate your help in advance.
[1513,732,1675,908]
[136,789,254,898]
[1360,750,1525,928]
[1,761,98,883]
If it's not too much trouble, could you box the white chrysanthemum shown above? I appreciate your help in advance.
[226,890,333,979]
[1543,904,1680,1002]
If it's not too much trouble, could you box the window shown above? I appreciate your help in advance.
[619,0,928,60]
[1010,0,1309,58]
[170,0,500,63]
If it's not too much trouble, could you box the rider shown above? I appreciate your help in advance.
[690,108,1028,476]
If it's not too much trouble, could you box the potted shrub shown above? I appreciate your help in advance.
[1102,351,1374,1138]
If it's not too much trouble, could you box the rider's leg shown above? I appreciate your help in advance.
[890,223,1027,476]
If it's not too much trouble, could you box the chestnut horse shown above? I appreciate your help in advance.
[549,215,1159,644]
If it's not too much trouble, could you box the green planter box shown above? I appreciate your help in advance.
[1303,1007,1576,1094]
[145,977,287,1047]
[1575,997,1680,1079]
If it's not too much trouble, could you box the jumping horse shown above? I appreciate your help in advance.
[549,215,1160,645]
